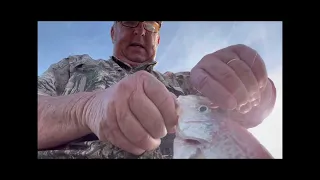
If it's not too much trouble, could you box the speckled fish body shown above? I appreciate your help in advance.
[173,95,273,159]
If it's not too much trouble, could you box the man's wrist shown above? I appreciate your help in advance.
[69,92,97,134]
[38,93,97,149]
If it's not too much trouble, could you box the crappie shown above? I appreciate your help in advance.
[173,95,273,159]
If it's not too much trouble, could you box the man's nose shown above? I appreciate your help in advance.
[133,22,146,36]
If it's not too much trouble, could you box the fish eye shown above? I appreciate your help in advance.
[198,105,208,112]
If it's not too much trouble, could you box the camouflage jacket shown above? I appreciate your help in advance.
[38,55,199,159]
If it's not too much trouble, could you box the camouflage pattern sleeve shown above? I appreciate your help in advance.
[38,58,71,96]
[162,71,201,96]
[38,141,166,159]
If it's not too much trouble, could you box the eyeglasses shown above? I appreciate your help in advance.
[119,21,161,33]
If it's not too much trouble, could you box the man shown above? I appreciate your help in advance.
[38,21,276,159]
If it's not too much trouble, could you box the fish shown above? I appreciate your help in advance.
[173,95,273,159]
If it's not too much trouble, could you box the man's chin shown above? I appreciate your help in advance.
[127,55,149,63]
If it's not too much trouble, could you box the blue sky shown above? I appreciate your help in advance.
[38,21,282,158]
[38,21,282,75]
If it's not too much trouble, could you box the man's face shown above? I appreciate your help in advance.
[111,21,161,65]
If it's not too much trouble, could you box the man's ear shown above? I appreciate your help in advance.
[157,35,160,45]
[111,26,115,43]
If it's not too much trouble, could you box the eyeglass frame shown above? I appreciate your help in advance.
[116,21,161,33]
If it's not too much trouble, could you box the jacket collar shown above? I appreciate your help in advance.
[111,56,157,72]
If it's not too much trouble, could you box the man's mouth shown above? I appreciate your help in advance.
[129,43,144,49]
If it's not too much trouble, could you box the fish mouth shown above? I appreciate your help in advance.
[184,139,206,159]
[184,139,201,145]
[173,136,206,159]
[175,120,215,144]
